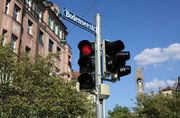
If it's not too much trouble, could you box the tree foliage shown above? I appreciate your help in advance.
[134,93,180,118]
[107,105,134,118]
[108,93,180,118]
[0,40,94,117]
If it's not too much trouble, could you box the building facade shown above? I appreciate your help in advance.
[159,76,180,95]
[0,0,72,78]
[159,87,175,96]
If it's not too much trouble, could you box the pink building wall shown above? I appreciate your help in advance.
[0,0,72,78]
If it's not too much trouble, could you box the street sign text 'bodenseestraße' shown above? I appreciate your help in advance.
[63,9,96,34]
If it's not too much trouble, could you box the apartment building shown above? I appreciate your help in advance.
[0,0,72,78]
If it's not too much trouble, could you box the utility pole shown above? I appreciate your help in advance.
[95,13,103,118]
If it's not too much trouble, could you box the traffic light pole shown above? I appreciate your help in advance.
[95,14,103,118]
[64,8,130,118]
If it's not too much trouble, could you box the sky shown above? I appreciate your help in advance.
[51,0,180,113]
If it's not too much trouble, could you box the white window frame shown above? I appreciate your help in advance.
[38,11,43,22]
[13,4,20,21]
[2,30,7,46]
[38,31,43,45]
[48,39,54,52]
[5,0,10,14]
[59,30,62,39]
[48,17,55,31]
[37,8,43,22]
[26,0,32,11]
[51,20,54,30]
[28,20,33,35]
[55,25,59,35]
[62,32,64,40]
[11,34,17,52]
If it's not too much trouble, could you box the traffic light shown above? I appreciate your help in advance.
[105,40,131,80]
[78,40,95,90]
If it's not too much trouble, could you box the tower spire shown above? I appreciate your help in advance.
[135,67,144,96]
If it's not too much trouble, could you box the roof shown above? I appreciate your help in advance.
[160,87,175,91]
[71,72,80,79]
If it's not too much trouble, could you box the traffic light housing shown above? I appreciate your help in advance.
[105,40,131,80]
[78,40,95,90]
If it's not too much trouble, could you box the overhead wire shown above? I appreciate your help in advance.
[67,0,99,34]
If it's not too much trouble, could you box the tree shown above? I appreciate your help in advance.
[0,38,94,117]
[0,44,16,84]
[107,105,134,118]
[134,93,180,118]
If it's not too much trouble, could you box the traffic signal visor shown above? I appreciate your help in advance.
[105,40,125,56]
[78,73,95,90]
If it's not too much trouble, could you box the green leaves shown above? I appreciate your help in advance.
[134,94,180,118]
[0,44,16,85]
[108,93,180,118]
[108,105,134,118]
[0,41,94,117]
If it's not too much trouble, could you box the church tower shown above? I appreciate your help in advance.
[135,67,144,96]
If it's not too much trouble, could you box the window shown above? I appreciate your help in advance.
[13,4,20,21]
[68,55,71,60]
[38,31,43,45]
[59,30,62,39]
[62,32,65,40]
[25,46,31,53]
[51,21,54,31]
[26,0,32,11]
[28,20,33,35]
[55,25,59,35]
[48,17,51,26]
[48,17,54,30]
[48,39,53,52]
[57,47,61,53]
[59,31,65,40]
[11,34,17,52]
[1,30,7,46]
[57,27,60,36]
[37,9,43,22]
[54,9,59,17]
[5,0,10,14]
[56,47,61,59]
[68,61,72,68]
[68,55,71,68]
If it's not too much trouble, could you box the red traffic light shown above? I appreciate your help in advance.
[82,45,92,55]
[78,40,93,56]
